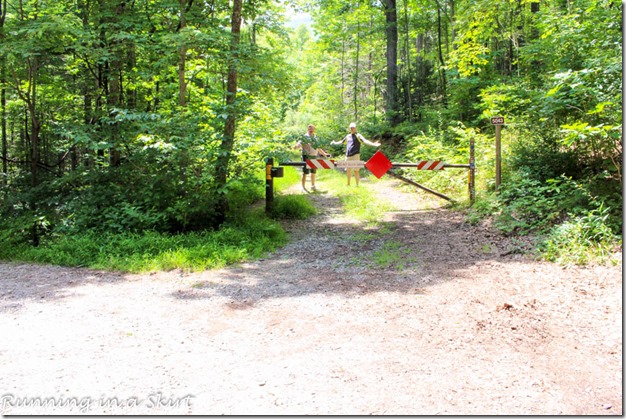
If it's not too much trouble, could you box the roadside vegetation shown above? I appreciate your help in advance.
[0,206,288,273]
[0,0,620,271]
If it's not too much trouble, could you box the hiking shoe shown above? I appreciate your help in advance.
[311,185,318,192]
[301,187,309,193]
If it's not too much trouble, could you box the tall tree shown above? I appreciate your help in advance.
[384,0,399,124]
[353,19,360,120]
[214,0,243,227]
[401,0,412,121]
[178,0,189,107]
[0,0,6,185]
[434,0,447,106]
[103,0,127,167]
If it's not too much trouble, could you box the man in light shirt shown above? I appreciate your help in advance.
[294,124,330,192]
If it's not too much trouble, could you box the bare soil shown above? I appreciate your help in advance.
[0,177,622,415]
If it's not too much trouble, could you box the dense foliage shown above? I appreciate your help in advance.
[287,0,622,262]
[0,0,621,266]
[0,0,294,240]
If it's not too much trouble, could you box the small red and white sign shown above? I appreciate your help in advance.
[415,161,444,170]
[490,116,505,125]
[305,159,336,169]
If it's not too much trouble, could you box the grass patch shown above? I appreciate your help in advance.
[539,207,621,266]
[268,194,317,220]
[370,241,417,269]
[0,214,287,273]
[319,170,395,225]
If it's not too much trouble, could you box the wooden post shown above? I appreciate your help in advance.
[495,124,502,191]
[265,157,274,213]
[469,136,475,204]
[490,116,504,191]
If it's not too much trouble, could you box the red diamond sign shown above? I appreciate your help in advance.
[365,150,393,179]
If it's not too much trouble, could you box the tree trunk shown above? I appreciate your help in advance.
[353,20,360,121]
[1,64,6,184]
[435,2,448,106]
[21,57,41,188]
[106,1,125,167]
[402,0,412,121]
[1,0,7,185]
[178,0,187,107]
[214,0,243,227]
[384,0,399,125]
[448,0,455,46]
[25,57,41,246]
[531,2,539,13]
[78,0,89,170]
[341,39,345,105]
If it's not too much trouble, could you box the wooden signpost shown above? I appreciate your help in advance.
[491,116,504,190]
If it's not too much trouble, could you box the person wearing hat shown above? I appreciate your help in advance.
[331,122,381,186]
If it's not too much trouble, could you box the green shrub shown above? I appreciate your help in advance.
[495,174,589,234]
[540,206,620,265]
[0,212,287,273]
[464,192,502,225]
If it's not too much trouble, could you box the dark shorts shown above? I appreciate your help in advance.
[302,156,316,174]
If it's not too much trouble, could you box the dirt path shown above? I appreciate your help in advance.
[0,178,622,415]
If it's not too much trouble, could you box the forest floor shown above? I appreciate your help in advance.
[0,176,622,415]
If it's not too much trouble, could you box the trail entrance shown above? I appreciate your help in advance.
[266,144,476,212]
[0,178,621,415]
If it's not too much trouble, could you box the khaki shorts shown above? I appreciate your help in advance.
[345,154,360,173]
[302,155,316,174]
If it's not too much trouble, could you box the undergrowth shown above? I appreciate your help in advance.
[0,209,287,273]
[540,206,621,266]
[465,177,621,266]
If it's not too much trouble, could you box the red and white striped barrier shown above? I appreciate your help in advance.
[415,161,444,170]
[305,159,336,169]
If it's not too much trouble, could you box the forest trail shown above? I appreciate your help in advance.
[0,177,622,415]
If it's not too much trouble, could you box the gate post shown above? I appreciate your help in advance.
[265,157,274,213]
[469,136,475,204]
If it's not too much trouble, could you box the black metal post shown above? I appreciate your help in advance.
[265,157,274,214]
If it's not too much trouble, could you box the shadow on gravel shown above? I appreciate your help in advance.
[0,263,125,312]
[0,185,528,312]
[171,190,530,308]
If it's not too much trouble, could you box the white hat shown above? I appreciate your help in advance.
[349,122,356,128]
